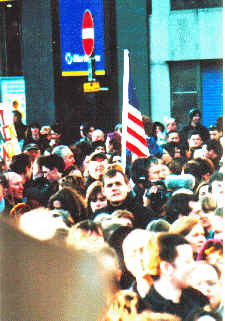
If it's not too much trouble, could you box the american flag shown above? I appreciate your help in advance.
[122,50,149,168]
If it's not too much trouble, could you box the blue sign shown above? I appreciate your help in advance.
[59,0,105,76]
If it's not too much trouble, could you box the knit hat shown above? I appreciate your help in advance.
[189,108,201,120]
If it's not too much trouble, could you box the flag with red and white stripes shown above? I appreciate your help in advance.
[122,50,149,168]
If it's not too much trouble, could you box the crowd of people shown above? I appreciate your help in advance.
[0,108,223,321]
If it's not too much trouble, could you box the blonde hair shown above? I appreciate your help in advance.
[170,216,200,236]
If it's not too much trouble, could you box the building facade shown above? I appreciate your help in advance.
[0,0,223,142]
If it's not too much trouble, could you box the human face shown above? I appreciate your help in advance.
[92,130,104,142]
[189,201,203,217]
[123,231,151,278]
[88,157,107,180]
[171,244,195,289]
[188,134,203,148]
[31,127,40,136]
[41,166,61,182]
[9,173,24,200]
[148,163,164,181]
[185,223,206,254]
[210,181,223,207]
[53,200,62,210]
[103,172,130,205]
[167,122,177,132]
[209,130,220,141]
[168,132,180,143]
[64,151,75,170]
[192,114,201,125]
[90,192,107,213]
[190,264,221,308]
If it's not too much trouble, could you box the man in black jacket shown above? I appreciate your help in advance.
[180,108,209,146]
[95,167,153,229]
[139,233,208,320]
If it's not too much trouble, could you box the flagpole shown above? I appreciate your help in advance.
[121,49,129,171]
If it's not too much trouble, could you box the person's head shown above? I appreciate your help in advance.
[209,125,220,141]
[103,168,130,206]
[88,151,108,180]
[188,131,203,149]
[147,233,195,289]
[187,306,222,321]
[30,122,41,136]
[204,140,223,161]
[190,262,222,309]
[111,210,134,228]
[4,171,24,200]
[170,216,206,255]
[208,171,223,207]
[0,174,9,200]
[37,154,65,182]
[146,157,164,182]
[153,121,165,135]
[50,122,63,141]
[166,193,197,223]
[195,158,215,183]
[66,219,105,250]
[9,153,32,182]
[189,108,201,126]
[197,239,223,273]
[86,181,107,217]
[167,131,180,143]
[199,196,217,230]
[48,187,87,224]
[142,115,153,137]
[23,143,41,162]
[122,229,152,278]
[91,129,105,143]
[52,145,75,170]
[81,122,95,140]
[182,159,203,187]
[164,117,177,133]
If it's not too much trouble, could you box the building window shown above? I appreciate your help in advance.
[170,61,199,128]
[171,0,222,10]
[170,60,223,128]
[0,1,22,76]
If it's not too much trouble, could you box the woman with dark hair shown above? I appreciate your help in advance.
[86,181,107,219]
[48,187,87,224]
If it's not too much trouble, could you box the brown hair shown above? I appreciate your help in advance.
[170,216,200,237]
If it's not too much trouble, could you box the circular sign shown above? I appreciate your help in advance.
[82,10,94,57]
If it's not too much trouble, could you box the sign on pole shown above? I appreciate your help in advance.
[82,10,94,57]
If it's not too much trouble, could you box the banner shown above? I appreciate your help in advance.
[0,104,21,161]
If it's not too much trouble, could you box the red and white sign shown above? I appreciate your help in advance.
[82,10,94,57]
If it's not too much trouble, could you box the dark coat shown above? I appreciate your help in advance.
[95,192,154,229]
[139,285,209,320]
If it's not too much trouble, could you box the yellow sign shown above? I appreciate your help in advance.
[83,81,100,93]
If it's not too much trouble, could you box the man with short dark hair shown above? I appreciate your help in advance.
[37,154,64,195]
[140,233,208,319]
[95,167,153,228]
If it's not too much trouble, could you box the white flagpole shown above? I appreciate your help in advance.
[121,49,130,172]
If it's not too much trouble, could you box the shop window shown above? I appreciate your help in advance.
[171,0,222,10]
[170,61,199,128]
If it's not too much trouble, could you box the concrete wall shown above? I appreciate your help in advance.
[149,0,222,122]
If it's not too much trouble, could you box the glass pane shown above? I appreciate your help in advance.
[171,93,198,128]
[171,0,222,10]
